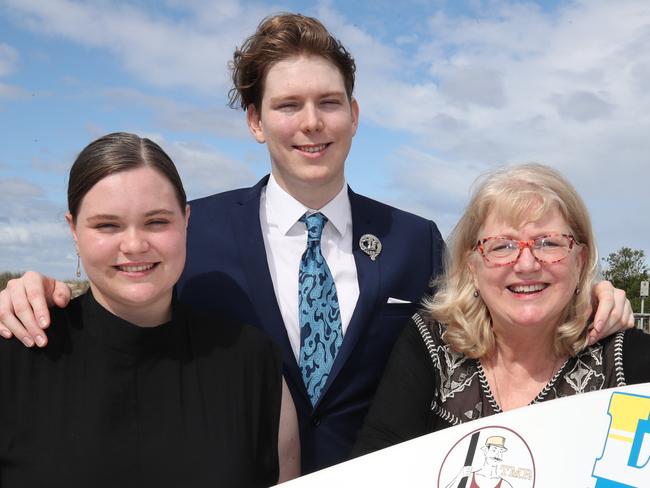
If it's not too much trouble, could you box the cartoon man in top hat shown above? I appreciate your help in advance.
[446,436,514,488]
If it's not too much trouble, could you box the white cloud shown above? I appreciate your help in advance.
[1,0,274,95]
[0,219,74,278]
[331,0,650,257]
[0,43,18,76]
[0,221,68,246]
[550,90,614,122]
[0,44,29,101]
[0,178,44,199]
[0,177,71,277]
[103,88,249,138]
[2,0,649,265]
[440,66,506,109]
[147,136,257,200]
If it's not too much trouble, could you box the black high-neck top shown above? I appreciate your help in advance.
[0,291,283,488]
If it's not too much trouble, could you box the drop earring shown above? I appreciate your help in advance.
[76,252,81,278]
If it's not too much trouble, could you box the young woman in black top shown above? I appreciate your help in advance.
[0,132,299,487]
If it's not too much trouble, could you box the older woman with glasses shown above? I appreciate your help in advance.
[353,163,650,456]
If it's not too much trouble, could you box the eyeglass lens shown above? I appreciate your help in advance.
[482,235,572,263]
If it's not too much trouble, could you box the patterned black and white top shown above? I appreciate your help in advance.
[353,312,650,457]
[411,312,625,428]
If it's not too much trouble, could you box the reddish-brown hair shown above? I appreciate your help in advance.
[229,12,356,111]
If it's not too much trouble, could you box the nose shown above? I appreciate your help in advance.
[300,103,323,133]
[119,228,149,254]
[513,246,541,272]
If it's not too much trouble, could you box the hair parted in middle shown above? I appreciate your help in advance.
[67,132,187,222]
[424,163,599,359]
[228,12,356,111]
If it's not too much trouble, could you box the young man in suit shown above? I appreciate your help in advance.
[178,14,445,472]
[0,13,634,474]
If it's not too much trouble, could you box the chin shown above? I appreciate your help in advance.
[122,284,169,303]
[106,283,170,309]
[513,312,560,329]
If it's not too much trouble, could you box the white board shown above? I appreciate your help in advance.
[282,383,650,487]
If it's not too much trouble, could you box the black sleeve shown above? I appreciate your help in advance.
[351,318,437,458]
[623,328,650,384]
[241,326,284,487]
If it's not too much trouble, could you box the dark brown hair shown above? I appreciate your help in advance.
[228,12,356,111]
[68,132,186,221]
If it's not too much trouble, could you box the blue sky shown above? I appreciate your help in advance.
[1,0,649,279]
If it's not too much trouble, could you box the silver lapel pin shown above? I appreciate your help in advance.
[359,234,382,261]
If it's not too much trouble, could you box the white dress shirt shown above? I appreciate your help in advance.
[260,174,360,360]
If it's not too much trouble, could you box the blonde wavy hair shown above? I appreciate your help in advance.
[424,163,599,358]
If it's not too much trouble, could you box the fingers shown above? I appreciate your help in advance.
[620,297,635,329]
[6,276,47,347]
[50,279,72,311]
[0,282,36,347]
[0,272,69,348]
[587,281,630,345]
[0,289,15,339]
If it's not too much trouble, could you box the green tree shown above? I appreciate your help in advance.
[601,247,649,313]
[0,272,23,292]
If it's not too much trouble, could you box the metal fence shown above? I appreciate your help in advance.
[634,313,650,333]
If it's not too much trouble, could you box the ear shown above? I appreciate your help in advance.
[350,97,360,137]
[466,252,480,290]
[247,104,266,144]
[65,212,78,247]
[184,204,191,229]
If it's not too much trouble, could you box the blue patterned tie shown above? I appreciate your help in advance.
[298,212,343,406]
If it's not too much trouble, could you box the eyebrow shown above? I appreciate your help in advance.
[85,209,176,222]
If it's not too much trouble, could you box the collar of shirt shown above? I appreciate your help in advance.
[264,173,351,236]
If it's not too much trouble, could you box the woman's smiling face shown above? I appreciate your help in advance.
[469,206,585,333]
[67,166,189,325]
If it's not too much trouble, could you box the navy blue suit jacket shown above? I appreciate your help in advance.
[176,176,444,473]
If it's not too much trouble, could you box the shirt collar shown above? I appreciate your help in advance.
[265,173,351,236]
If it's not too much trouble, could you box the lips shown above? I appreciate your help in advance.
[294,143,330,153]
[507,283,548,294]
[115,263,157,273]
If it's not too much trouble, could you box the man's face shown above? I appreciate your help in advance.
[484,445,506,466]
[247,54,359,206]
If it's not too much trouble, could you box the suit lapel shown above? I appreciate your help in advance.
[314,188,381,408]
[230,176,304,394]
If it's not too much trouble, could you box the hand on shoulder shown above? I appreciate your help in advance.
[0,271,71,347]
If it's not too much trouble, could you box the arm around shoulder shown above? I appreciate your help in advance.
[0,271,71,347]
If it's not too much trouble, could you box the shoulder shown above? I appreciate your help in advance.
[349,190,438,229]
[188,177,268,214]
[393,312,447,368]
[411,311,446,344]
[621,327,650,346]
[620,328,650,384]
[0,295,84,366]
[349,190,444,269]
[187,187,252,217]
[189,187,249,208]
